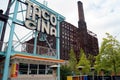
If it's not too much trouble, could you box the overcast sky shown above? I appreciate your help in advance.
[37,0,120,45]
[0,0,120,45]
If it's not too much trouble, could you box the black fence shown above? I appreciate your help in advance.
[67,76,120,80]
[86,76,120,80]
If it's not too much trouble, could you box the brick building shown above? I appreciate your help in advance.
[55,1,99,60]
[26,1,99,61]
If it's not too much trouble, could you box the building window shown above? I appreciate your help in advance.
[62,41,64,44]
[29,64,37,74]
[19,63,52,75]
[62,35,64,38]
[19,63,28,74]
[39,65,45,74]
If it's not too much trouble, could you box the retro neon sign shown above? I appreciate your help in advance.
[25,0,57,37]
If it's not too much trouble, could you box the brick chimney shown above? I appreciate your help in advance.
[78,1,85,21]
[78,1,87,30]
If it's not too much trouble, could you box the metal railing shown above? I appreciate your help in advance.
[0,41,56,57]
[21,42,56,56]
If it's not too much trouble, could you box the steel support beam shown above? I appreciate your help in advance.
[2,0,19,80]
[56,16,60,80]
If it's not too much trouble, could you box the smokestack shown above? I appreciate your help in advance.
[77,1,87,30]
[78,1,85,21]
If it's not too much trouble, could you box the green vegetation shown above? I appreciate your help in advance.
[68,48,78,74]
[77,49,90,75]
[95,33,120,76]
[60,33,120,78]
[88,54,96,67]
[60,65,72,80]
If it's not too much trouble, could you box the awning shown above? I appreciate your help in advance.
[11,54,64,65]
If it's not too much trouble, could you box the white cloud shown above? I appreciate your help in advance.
[89,0,120,44]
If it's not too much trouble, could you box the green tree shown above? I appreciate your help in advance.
[95,33,120,75]
[88,54,96,67]
[69,48,77,74]
[77,49,90,75]
[60,65,72,80]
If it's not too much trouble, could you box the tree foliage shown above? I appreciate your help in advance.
[77,49,90,75]
[68,48,77,73]
[60,65,72,80]
[95,33,120,75]
[88,54,96,67]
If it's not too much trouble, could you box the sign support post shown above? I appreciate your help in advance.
[2,0,19,80]
[56,16,60,80]
[33,31,38,54]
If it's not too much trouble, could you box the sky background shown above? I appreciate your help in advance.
[0,0,120,46]
[36,0,120,46]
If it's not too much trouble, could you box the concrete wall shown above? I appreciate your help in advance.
[11,75,56,80]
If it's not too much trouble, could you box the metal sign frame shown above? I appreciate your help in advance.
[2,0,65,80]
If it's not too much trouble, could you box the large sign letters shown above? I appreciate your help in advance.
[25,0,57,37]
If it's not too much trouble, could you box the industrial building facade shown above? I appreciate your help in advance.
[60,1,99,60]
[60,21,98,60]
[26,1,99,61]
